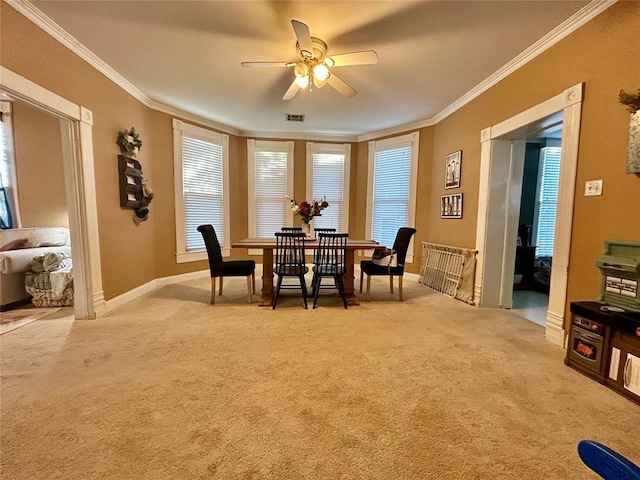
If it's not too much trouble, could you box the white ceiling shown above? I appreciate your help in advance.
[27,0,595,140]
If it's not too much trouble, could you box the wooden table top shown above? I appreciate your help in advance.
[232,238,380,249]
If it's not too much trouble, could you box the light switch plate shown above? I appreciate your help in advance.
[585,179,603,196]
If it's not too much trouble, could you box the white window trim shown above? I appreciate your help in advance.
[247,139,294,254]
[173,118,230,263]
[366,131,419,263]
[0,101,22,227]
[305,142,351,233]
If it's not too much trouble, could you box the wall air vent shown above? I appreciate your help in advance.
[286,114,305,122]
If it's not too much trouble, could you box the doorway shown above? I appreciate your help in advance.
[512,134,562,326]
[475,83,583,347]
[0,66,104,319]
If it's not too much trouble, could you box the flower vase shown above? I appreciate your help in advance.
[301,221,311,238]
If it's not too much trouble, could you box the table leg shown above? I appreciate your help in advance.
[259,248,274,306]
[344,250,360,306]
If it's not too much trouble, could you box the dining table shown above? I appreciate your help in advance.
[232,237,380,306]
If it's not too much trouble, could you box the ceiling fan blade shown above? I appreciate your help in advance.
[327,50,378,67]
[313,76,328,89]
[291,20,313,58]
[241,61,292,68]
[282,79,300,100]
[326,73,356,98]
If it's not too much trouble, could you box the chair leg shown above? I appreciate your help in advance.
[219,276,224,296]
[337,275,347,309]
[359,269,364,293]
[272,275,283,309]
[398,275,404,301]
[389,275,394,294]
[300,275,308,309]
[366,275,371,301]
[210,277,216,304]
[312,273,321,309]
[252,271,256,294]
[246,275,252,304]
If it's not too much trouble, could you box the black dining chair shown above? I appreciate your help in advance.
[313,227,336,238]
[359,227,417,301]
[197,224,256,304]
[310,227,337,289]
[272,231,309,309]
[311,233,348,309]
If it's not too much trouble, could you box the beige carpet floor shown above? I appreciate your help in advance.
[0,306,61,334]
[1,270,638,479]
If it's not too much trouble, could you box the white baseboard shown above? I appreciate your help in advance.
[545,309,567,348]
[100,269,209,316]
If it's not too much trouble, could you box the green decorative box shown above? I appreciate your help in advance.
[595,240,640,313]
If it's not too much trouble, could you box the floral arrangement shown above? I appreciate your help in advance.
[117,126,143,157]
[285,195,329,223]
[618,89,640,114]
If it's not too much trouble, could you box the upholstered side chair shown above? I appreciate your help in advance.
[197,224,256,304]
[359,227,417,301]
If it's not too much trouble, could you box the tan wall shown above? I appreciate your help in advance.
[428,1,640,318]
[11,101,68,228]
[358,2,640,314]
[2,1,639,312]
[1,5,160,299]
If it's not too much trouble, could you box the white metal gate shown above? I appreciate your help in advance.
[420,249,465,297]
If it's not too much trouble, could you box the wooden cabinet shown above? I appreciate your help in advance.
[607,329,640,406]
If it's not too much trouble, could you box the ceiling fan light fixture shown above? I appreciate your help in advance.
[312,63,329,81]
[293,63,307,77]
[295,75,309,89]
[242,20,375,100]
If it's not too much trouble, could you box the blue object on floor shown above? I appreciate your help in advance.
[577,440,640,480]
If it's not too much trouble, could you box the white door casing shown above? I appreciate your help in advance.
[0,66,104,319]
[475,83,583,347]
[499,141,526,310]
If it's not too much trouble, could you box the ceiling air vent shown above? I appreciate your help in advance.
[286,113,305,122]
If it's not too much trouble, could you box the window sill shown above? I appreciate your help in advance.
[176,247,230,264]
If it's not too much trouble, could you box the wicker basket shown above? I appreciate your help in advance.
[24,271,74,307]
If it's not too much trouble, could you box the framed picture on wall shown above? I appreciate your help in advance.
[445,150,462,189]
[441,193,463,219]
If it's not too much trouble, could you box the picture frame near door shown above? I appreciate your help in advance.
[441,193,463,219]
[445,150,462,189]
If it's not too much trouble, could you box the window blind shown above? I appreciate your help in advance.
[182,136,224,251]
[0,116,14,229]
[253,151,288,237]
[371,146,411,248]
[311,153,344,231]
[534,146,561,258]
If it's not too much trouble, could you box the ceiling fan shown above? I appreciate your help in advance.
[241,20,378,100]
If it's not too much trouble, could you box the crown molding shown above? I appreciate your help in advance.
[239,130,357,142]
[9,0,616,142]
[359,0,616,140]
[430,0,617,124]
[5,0,150,105]
[146,98,240,136]
[357,117,436,143]
[6,0,241,137]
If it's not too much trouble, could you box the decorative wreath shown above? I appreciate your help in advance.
[618,89,640,114]
[117,126,143,157]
